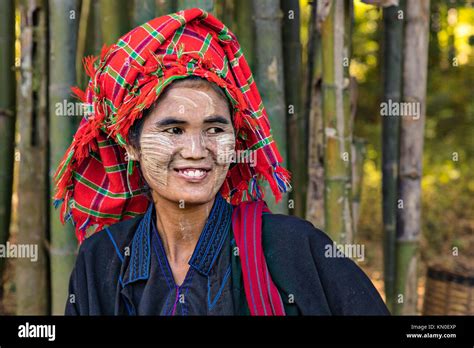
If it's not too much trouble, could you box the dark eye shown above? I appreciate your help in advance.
[207,127,224,134]
[165,127,183,135]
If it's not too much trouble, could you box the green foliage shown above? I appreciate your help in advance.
[353,1,474,271]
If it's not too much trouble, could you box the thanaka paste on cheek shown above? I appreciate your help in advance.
[207,132,236,191]
[139,132,175,187]
[215,133,236,166]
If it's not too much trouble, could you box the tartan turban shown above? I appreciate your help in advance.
[53,8,291,242]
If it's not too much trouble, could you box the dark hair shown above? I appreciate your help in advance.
[127,76,232,150]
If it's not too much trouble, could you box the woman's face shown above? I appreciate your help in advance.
[137,84,235,206]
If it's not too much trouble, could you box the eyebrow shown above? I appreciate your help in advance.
[203,115,230,125]
[154,117,188,127]
[154,115,230,127]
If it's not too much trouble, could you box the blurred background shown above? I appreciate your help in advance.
[0,0,473,315]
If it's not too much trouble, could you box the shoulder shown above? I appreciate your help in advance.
[261,213,390,315]
[78,215,143,259]
[262,213,333,254]
[260,213,334,283]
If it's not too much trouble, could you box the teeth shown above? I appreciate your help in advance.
[181,169,206,178]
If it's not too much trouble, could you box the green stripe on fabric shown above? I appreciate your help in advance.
[55,148,75,181]
[105,163,126,173]
[223,88,238,106]
[166,26,184,55]
[246,74,254,86]
[249,135,273,151]
[187,61,195,74]
[230,48,243,67]
[218,56,229,77]
[142,22,166,44]
[117,39,145,65]
[98,139,116,148]
[105,66,133,90]
[198,33,213,57]
[104,98,117,113]
[155,75,189,95]
[240,84,250,94]
[218,27,232,41]
[249,104,264,119]
[234,48,243,61]
[73,200,123,219]
[73,172,145,199]
[116,133,127,146]
[123,211,143,218]
[169,13,186,25]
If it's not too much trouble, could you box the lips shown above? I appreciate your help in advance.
[173,167,211,182]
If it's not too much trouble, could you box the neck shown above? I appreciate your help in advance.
[152,193,215,265]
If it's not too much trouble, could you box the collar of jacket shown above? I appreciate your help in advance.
[120,193,233,286]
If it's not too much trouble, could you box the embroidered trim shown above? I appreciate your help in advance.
[123,204,152,285]
[189,194,233,276]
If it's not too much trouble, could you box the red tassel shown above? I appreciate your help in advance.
[261,168,281,203]
[233,110,244,131]
[99,43,113,63]
[275,166,292,182]
[83,55,98,79]
[70,86,86,102]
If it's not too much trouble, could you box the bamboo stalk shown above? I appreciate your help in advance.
[382,0,404,313]
[16,0,49,314]
[306,0,325,229]
[49,0,81,315]
[234,0,254,71]
[99,0,131,45]
[76,0,102,130]
[132,0,156,26]
[156,0,176,16]
[394,0,430,315]
[352,137,366,235]
[177,0,215,12]
[253,0,288,214]
[281,0,304,217]
[0,0,16,281]
[215,0,234,28]
[320,0,354,243]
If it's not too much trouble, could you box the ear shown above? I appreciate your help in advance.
[123,143,140,161]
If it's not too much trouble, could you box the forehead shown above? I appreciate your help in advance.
[143,85,232,127]
[161,86,228,109]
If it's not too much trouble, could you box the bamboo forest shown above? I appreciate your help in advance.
[0,0,473,320]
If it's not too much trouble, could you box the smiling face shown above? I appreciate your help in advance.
[129,79,235,206]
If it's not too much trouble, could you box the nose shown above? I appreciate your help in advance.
[179,133,209,159]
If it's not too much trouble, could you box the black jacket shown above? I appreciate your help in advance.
[65,212,390,315]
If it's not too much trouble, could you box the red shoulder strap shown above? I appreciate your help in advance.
[231,200,286,316]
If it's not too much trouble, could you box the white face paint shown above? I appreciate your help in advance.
[216,133,237,166]
[139,132,174,187]
[136,83,235,206]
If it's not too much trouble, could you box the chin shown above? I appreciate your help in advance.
[149,168,228,207]
[157,187,219,206]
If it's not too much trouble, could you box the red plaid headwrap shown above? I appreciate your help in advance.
[54,8,291,242]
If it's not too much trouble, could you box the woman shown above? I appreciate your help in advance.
[55,8,389,316]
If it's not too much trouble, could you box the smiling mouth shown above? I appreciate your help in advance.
[174,167,211,181]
